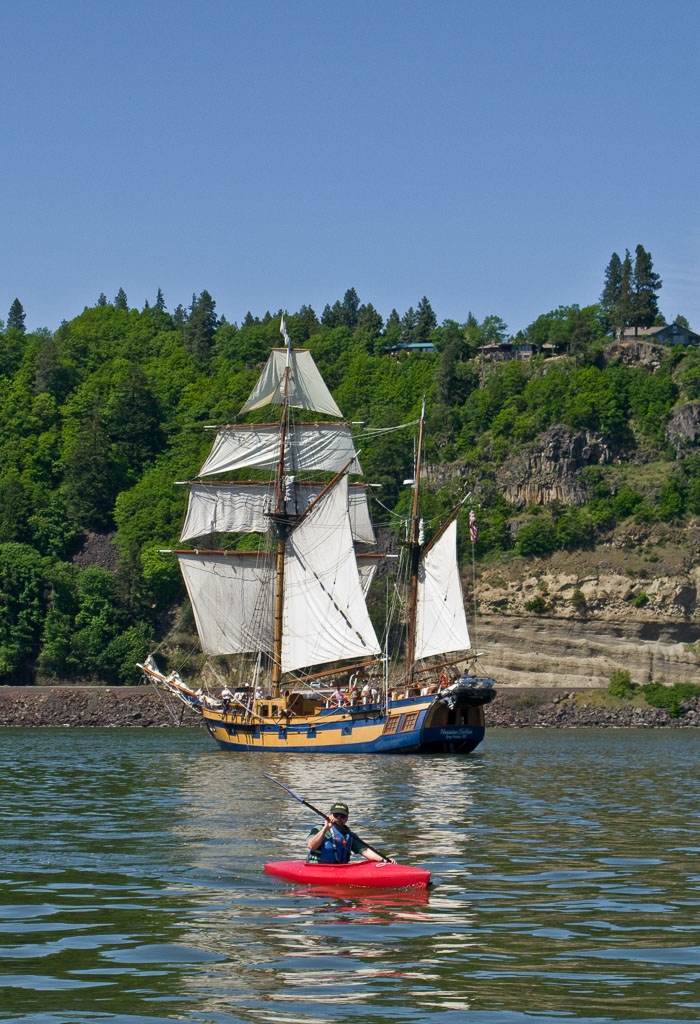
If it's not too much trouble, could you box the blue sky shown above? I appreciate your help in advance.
[2,0,699,335]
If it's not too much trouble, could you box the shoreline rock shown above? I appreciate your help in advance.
[0,685,696,729]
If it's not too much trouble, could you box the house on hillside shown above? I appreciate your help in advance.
[386,341,436,356]
[480,342,534,362]
[620,323,700,346]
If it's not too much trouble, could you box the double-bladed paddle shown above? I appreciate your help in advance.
[264,774,391,862]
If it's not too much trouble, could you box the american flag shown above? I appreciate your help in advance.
[469,508,478,544]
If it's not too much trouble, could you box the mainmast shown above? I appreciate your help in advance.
[406,397,426,686]
[271,316,292,698]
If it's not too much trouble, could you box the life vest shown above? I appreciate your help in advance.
[313,824,352,863]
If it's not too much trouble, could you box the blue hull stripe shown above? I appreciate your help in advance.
[207,725,485,754]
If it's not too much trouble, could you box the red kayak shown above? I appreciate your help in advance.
[264,859,430,889]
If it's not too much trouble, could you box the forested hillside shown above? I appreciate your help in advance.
[2,262,699,686]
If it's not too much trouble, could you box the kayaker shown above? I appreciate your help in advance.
[307,802,395,864]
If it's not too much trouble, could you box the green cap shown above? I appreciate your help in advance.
[330,802,349,815]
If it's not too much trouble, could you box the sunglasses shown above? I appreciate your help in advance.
[333,813,348,819]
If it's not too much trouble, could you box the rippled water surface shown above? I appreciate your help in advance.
[0,727,698,1024]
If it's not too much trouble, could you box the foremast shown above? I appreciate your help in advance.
[173,317,381,690]
[270,328,293,698]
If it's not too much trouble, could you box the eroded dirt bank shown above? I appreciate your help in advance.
[0,686,697,728]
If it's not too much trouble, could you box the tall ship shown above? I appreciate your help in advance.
[139,319,495,753]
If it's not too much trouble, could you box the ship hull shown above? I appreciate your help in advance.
[201,689,492,755]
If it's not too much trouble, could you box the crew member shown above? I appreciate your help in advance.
[307,802,394,864]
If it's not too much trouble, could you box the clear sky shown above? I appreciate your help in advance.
[2,0,698,335]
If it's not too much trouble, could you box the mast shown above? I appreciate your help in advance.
[406,397,426,686]
[271,317,292,698]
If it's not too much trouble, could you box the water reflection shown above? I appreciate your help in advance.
[0,727,699,1023]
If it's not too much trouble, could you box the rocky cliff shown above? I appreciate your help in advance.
[471,536,700,688]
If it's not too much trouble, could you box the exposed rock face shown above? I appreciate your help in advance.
[472,560,700,688]
[666,401,700,456]
[604,339,666,370]
[71,531,119,571]
[473,614,699,689]
[495,426,612,507]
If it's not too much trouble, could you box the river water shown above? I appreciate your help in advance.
[0,727,698,1024]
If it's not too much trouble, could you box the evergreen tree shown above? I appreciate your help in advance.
[7,298,26,333]
[415,296,437,343]
[340,287,360,330]
[295,304,320,339]
[355,303,383,338]
[631,244,662,335]
[400,307,417,344]
[242,311,257,327]
[601,252,622,313]
[321,301,343,328]
[675,314,690,329]
[383,309,401,347]
[184,290,217,364]
[173,304,187,330]
[114,288,128,310]
[97,293,107,306]
[617,250,634,338]
[155,287,166,311]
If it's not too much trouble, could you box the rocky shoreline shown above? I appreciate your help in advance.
[0,685,697,729]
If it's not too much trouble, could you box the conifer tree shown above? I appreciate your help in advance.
[383,309,401,347]
[415,296,437,343]
[355,303,383,337]
[155,288,166,311]
[114,288,128,310]
[184,290,217,364]
[295,304,320,338]
[401,307,417,344]
[97,293,107,306]
[601,252,622,313]
[173,304,187,330]
[614,250,633,338]
[321,301,343,328]
[7,298,26,333]
[631,244,662,335]
[340,287,360,330]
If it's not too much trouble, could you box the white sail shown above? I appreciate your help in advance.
[240,349,343,417]
[198,423,362,477]
[180,481,375,544]
[281,476,380,673]
[177,553,274,656]
[414,519,471,660]
[356,556,379,596]
[180,483,273,540]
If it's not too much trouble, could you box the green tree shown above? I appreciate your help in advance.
[114,287,128,310]
[0,543,47,681]
[7,298,26,333]
[631,244,662,335]
[184,290,218,364]
[415,296,437,343]
[340,288,360,330]
[601,251,622,324]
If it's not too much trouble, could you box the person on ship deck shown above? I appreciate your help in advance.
[307,802,395,864]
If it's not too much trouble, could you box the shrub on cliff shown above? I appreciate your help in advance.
[609,669,636,698]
